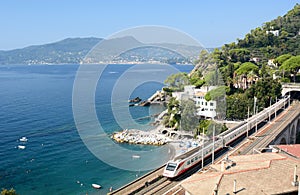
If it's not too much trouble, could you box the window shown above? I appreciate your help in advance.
[205,102,207,106]
[187,160,190,165]
[210,102,214,106]
[166,163,177,171]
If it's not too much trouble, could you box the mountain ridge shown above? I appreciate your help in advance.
[0,36,205,65]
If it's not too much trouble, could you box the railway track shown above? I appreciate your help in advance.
[241,102,300,155]
[129,144,236,195]
[111,97,292,195]
[131,107,296,195]
[112,117,280,195]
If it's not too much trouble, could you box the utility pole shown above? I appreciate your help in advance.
[289,91,291,107]
[247,106,249,137]
[253,96,256,117]
[212,125,215,164]
[202,127,204,169]
[255,106,258,133]
[275,96,277,118]
[269,97,272,122]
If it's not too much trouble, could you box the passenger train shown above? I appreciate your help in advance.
[163,96,290,178]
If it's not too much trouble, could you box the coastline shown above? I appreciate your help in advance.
[112,122,201,158]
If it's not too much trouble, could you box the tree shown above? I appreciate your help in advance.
[206,121,226,137]
[274,54,292,66]
[228,48,250,63]
[196,49,211,64]
[280,55,300,82]
[226,93,251,119]
[164,97,181,128]
[205,86,226,101]
[180,99,198,133]
[1,188,17,195]
[204,86,226,119]
[204,69,224,86]
[247,78,282,110]
[259,64,268,78]
[235,62,259,89]
[235,62,259,76]
[164,72,190,91]
[189,71,205,88]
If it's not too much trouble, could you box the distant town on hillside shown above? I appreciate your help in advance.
[0,36,211,65]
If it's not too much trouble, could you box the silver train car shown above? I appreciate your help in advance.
[163,96,290,178]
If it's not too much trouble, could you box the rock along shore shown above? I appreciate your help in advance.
[111,129,171,146]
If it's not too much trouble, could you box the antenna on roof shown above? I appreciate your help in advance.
[292,165,299,187]
[214,183,218,195]
[233,179,237,194]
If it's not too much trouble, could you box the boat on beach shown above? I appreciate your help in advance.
[92,183,101,189]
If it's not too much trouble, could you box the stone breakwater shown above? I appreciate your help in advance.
[112,129,170,146]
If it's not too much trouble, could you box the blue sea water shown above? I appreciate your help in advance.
[0,64,193,195]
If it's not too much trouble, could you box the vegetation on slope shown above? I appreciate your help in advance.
[163,4,300,135]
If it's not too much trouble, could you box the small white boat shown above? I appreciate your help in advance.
[19,137,28,142]
[18,145,26,149]
[132,155,140,159]
[92,183,101,189]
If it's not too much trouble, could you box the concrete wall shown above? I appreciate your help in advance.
[273,116,300,145]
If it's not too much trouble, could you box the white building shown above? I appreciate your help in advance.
[172,85,196,101]
[194,91,217,118]
[172,85,217,118]
[266,29,279,36]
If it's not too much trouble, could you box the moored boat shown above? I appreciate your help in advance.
[18,145,26,149]
[92,183,101,189]
[19,137,28,142]
[132,155,140,159]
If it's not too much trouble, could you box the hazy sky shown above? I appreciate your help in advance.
[0,0,298,50]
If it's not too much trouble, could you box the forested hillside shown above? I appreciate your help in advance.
[200,4,300,120]
[170,4,300,125]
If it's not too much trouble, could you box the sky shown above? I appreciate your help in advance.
[0,0,299,50]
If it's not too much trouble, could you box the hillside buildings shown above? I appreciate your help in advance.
[172,85,217,118]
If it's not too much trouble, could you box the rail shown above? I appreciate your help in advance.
[110,96,290,194]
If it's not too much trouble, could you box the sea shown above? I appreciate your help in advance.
[0,64,193,195]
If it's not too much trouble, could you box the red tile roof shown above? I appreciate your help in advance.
[276,144,300,158]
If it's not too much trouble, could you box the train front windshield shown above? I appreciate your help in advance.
[166,163,177,171]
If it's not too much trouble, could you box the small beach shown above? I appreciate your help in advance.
[112,122,203,158]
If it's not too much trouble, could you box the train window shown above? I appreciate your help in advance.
[166,163,177,171]
[191,159,194,163]
[187,160,190,165]
[195,156,198,160]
